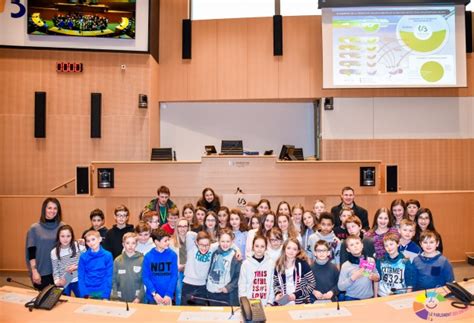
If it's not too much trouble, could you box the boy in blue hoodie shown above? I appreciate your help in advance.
[376,232,414,297]
[78,230,113,299]
[142,228,178,305]
[412,230,454,291]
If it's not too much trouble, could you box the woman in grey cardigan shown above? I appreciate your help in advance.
[26,197,64,290]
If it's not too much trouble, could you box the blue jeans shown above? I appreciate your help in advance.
[344,295,360,301]
[175,271,184,305]
[63,281,80,297]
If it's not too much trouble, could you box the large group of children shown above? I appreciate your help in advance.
[25,186,454,306]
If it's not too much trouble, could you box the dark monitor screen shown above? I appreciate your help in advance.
[221,140,243,155]
[279,145,295,160]
[151,148,173,161]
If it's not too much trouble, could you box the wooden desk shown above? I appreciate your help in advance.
[1,284,473,322]
[90,157,382,197]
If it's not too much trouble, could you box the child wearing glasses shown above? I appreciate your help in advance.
[310,240,340,302]
[103,205,134,259]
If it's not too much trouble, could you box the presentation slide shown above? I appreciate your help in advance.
[322,6,467,88]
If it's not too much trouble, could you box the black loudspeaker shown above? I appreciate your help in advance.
[273,15,283,56]
[76,166,89,195]
[34,92,46,138]
[386,165,398,192]
[466,11,472,53]
[91,93,101,138]
[182,19,192,59]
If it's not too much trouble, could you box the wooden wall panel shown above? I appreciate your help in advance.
[322,139,474,191]
[187,20,218,100]
[158,13,474,101]
[278,16,312,99]
[1,192,473,270]
[217,19,248,99]
[0,49,153,195]
[247,18,279,99]
[157,0,188,101]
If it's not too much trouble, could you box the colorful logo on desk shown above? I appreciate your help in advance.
[412,291,469,320]
[359,259,375,277]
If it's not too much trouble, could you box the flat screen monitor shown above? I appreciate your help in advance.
[321,4,467,88]
[279,145,295,160]
[151,148,173,161]
[221,140,243,155]
[1,0,149,52]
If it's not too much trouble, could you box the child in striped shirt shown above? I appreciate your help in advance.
[51,224,86,296]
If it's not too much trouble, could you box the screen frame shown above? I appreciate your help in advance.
[321,4,468,88]
[0,0,151,54]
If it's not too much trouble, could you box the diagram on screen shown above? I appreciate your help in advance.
[331,6,456,86]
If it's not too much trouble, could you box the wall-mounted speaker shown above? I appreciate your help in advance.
[386,165,398,192]
[466,11,472,53]
[76,166,90,195]
[34,92,46,138]
[182,19,192,59]
[273,15,283,56]
[91,93,101,138]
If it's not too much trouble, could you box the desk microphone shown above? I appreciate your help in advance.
[190,295,235,316]
[390,287,412,294]
[126,300,129,311]
[463,276,474,282]
[6,278,37,291]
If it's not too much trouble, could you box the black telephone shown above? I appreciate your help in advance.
[445,282,474,309]
[25,285,64,311]
[240,297,266,323]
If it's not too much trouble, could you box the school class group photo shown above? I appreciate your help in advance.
[25,185,453,306]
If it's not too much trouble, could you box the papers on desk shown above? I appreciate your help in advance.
[0,292,34,304]
[75,304,136,318]
[289,307,351,320]
[385,297,415,310]
[465,285,474,294]
[178,311,240,321]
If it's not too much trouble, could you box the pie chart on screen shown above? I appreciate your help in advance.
[397,15,448,53]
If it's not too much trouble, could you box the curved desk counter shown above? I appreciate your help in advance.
[91,156,382,197]
[1,283,473,322]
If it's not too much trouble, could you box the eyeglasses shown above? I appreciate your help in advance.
[177,225,189,228]
[206,218,216,222]
[115,213,128,218]
[198,244,210,248]
[315,249,329,253]
[269,238,282,243]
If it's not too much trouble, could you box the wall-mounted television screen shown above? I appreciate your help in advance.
[27,0,136,39]
[0,0,149,52]
[321,4,467,88]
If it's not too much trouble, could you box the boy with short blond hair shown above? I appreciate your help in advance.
[375,233,414,297]
[78,230,113,299]
[338,235,379,301]
[412,230,454,291]
[398,219,421,262]
[111,232,144,303]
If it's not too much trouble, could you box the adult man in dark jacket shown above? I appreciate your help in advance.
[331,186,369,231]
